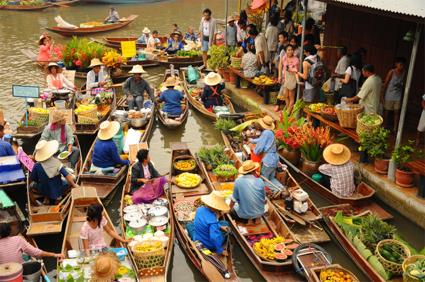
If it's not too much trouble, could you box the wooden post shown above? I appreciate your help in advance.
[225,0,229,47]
[296,0,307,100]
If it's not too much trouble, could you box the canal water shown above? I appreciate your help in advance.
[0,1,423,281]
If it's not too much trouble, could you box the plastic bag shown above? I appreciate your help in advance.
[187,65,200,84]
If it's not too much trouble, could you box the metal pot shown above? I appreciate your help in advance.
[113,110,128,123]
[130,117,147,128]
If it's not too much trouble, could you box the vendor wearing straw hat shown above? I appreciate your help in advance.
[123,65,155,111]
[225,16,237,48]
[201,72,225,111]
[318,143,355,197]
[165,31,184,54]
[137,26,151,44]
[30,140,78,205]
[193,191,230,255]
[157,76,184,117]
[90,252,119,281]
[40,111,80,169]
[229,160,266,223]
[86,58,110,91]
[91,121,130,174]
[249,115,284,193]
[46,62,75,91]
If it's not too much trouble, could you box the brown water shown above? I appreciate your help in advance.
[1,1,424,281]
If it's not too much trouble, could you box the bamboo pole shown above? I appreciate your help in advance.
[296,0,307,100]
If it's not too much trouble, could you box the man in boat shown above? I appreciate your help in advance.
[192,191,230,256]
[0,124,14,157]
[199,8,217,67]
[91,121,130,174]
[229,160,266,223]
[157,76,184,119]
[184,26,198,42]
[30,140,78,205]
[318,143,356,197]
[104,7,120,24]
[130,148,160,193]
[165,31,184,54]
[147,30,162,50]
[0,223,64,264]
[201,72,225,111]
[137,27,151,44]
[39,111,80,169]
[46,62,75,91]
[86,58,110,92]
[123,65,155,111]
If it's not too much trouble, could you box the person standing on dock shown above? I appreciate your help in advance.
[123,65,155,111]
[104,7,120,24]
[199,8,217,68]
[249,25,270,74]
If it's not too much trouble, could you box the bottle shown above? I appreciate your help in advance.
[284,196,293,211]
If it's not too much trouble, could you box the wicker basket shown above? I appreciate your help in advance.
[132,240,165,270]
[29,108,49,126]
[231,56,242,69]
[356,113,383,135]
[402,255,425,282]
[77,107,97,120]
[375,239,411,275]
[77,115,98,124]
[335,104,364,128]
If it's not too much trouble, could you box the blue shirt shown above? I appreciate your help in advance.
[30,163,69,200]
[0,140,14,157]
[159,89,183,116]
[193,206,225,254]
[92,139,130,168]
[241,37,255,50]
[252,130,279,168]
[231,174,266,219]
[165,39,184,53]
[184,32,197,42]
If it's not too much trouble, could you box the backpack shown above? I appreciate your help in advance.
[306,56,327,87]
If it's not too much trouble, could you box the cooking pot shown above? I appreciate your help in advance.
[130,117,147,128]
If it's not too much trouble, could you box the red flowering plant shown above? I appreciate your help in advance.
[299,123,334,162]
[275,100,305,151]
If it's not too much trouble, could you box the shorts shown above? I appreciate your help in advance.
[384,100,401,111]
[418,110,425,132]
[201,40,209,52]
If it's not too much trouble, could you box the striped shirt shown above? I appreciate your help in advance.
[0,236,42,264]
[319,161,356,197]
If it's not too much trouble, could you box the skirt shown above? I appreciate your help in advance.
[284,72,297,90]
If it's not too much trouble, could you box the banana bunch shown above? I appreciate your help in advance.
[252,75,275,85]
[102,50,125,68]
[253,236,284,261]
[75,104,96,114]
[124,195,133,206]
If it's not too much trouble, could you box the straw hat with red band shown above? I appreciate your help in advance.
[323,143,351,165]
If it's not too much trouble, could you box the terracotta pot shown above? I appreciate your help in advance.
[301,159,321,176]
[395,168,415,188]
[374,158,390,174]
[229,72,237,84]
[279,148,301,166]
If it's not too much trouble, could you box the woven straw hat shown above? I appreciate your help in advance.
[164,76,176,87]
[204,72,222,86]
[35,140,59,162]
[89,58,103,68]
[238,160,260,174]
[129,65,147,74]
[257,115,275,130]
[323,143,351,165]
[91,253,119,282]
[227,16,235,23]
[201,191,230,212]
[51,110,66,124]
[170,31,182,37]
[98,121,120,140]
[142,27,151,34]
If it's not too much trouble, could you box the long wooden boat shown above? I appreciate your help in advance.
[159,55,203,68]
[182,69,235,121]
[0,3,52,11]
[74,69,131,84]
[46,15,138,36]
[26,135,82,236]
[157,69,189,128]
[169,142,238,281]
[103,36,168,50]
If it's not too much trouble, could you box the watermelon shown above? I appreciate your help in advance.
[275,253,287,262]
[284,249,293,256]
[286,243,300,249]
[275,243,285,252]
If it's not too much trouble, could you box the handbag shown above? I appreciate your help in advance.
[338,67,358,98]
[132,176,167,204]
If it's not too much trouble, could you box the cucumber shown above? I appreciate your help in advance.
[380,249,393,261]
[368,255,389,280]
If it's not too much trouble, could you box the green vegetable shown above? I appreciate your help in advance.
[359,248,373,260]
[368,255,389,280]
[359,113,382,126]
[359,214,396,251]
[176,49,202,58]
[230,119,257,133]
[406,258,425,280]
[198,145,232,169]
[393,234,418,255]
[213,164,238,178]
[215,118,237,132]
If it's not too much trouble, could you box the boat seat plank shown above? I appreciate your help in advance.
[237,219,269,235]
[171,183,210,195]
[27,221,63,236]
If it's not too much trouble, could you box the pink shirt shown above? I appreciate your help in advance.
[142,164,151,179]
[0,236,43,264]
[282,55,300,80]
[37,44,51,62]
[80,217,108,250]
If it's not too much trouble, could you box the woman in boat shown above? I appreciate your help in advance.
[165,31,184,54]
[80,203,127,255]
[37,34,54,62]
[130,148,160,193]
[137,27,151,44]
[40,111,80,169]
[30,140,78,205]
[249,115,284,193]
[318,143,355,197]
[91,121,130,174]
[86,58,110,91]
[158,76,184,118]
[46,62,75,90]
[0,124,14,157]
[0,223,64,264]
[104,7,120,24]
[192,191,230,255]
[201,72,225,111]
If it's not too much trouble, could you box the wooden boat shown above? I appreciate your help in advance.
[169,142,238,281]
[182,69,236,121]
[121,59,160,70]
[26,135,82,236]
[74,69,131,84]
[157,69,189,128]
[46,15,138,36]
[14,112,46,139]
[159,55,203,68]
[82,0,162,3]
[103,36,168,50]
[0,3,52,11]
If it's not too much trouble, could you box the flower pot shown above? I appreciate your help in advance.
[229,72,237,85]
[301,159,321,176]
[279,148,300,166]
[219,68,230,82]
[374,158,390,174]
[395,168,415,188]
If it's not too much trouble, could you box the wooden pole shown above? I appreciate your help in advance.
[296,0,307,100]
[225,0,229,47]
[238,0,242,14]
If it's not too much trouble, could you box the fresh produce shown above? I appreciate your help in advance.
[176,49,202,58]
[207,45,230,70]
[174,159,196,171]
[253,236,296,261]
[175,172,202,188]
[358,113,382,126]
[30,107,49,114]
[213,164,238,179]
[94,89,114,105]
[102,50,126,69]
[215,118,237,132]
[308,103,327,113]
[198,145,232,169]
[75,104,96,114]
[133,241,162,252]
[189,88,202,98]
[405,258,425,281]
[63,37,111,69]
[322,106,336,115]
[320,268,355,282]
[252,75,275,85]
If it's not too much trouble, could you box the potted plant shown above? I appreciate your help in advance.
[207,45,230,81]
[392,141,417,187]
[359,128,390,174]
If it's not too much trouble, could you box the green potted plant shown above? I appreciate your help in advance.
[359,128,390,174]
[392,141,416,187]
[207,45,230,81]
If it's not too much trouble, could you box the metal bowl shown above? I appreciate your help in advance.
[130,117,147,128]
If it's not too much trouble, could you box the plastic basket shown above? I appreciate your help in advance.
[402,255,425,282]
[375,239,411,275]
[335,104,363,128]
[356,113,383,135]
[132,240,165,270]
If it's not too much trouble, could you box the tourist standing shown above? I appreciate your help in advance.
[241,44,258,78]
[296,44,320,103]
[199,8,217,67]
[336,54,362,103]
[416,94,425,146]
[277,44,299,113]
[249,25,270,74]
[332,46,350,92]
[265,16,279,72]
[225,16,237,48]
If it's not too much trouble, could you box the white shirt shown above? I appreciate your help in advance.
[86,67,109,91]
[254,33,270,64]
[147,37,160,49]
[202,20,210,36]
[334,55,350,90]
[345,65,361,91]
[265,25,279,52]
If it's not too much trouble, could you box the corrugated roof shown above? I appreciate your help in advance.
[324,0,425,19]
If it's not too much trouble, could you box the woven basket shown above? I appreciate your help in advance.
[29,108,49,126]
[77,107,97,120]
[375,239,411,275]
[356,113,383,135]
[402,255,425,282]
[320,106,338,122]
[231,56,242,69]
[335,104,364,128]
[315,265,360,282]
[132,240,165,270]
[77,115,98,124]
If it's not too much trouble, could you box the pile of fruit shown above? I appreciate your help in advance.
[252,75,276,86]
[176,50,202,58]
[322,106,336,115]
[29,107,49,115]
[128,111,144,119]
[80,21,104,28]
[133,240,163,253]
[308,103,327,113]
[174,159,196,171]
[320,268,356,282]
[75,104,96,115]
[102,50,126,69]
[253,236,298,262]
[189,88,202,98]
[405,258,425,281]
[175,172,202,188]
[213,164,238,179]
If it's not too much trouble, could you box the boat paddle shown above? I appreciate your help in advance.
[51,3,70,8]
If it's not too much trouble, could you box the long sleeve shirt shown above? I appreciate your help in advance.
[40,124,74,152]
[231,175,266,219]
[165,39,184,53]
[0,140,15,157]
[252,129,279,168]
[92,139,129,168]
[123,77,154,100]
[86,68,109,91]
[0,236,43,264]
[193,206,225,254]
[130,161,160,191]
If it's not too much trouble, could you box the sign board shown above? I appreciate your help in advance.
[48,109,73,125]
[17,148,35,172]
[12,85,40,99]
[121,41,137,58]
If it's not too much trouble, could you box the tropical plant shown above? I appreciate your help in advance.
[207,45,230,70]
[299,124,334,162]
[198,145,232,169]
[62,37,112,69]
[359,128,390,159]
[275,100,305,150]
[392,140,422,171]
[102,50,126,69]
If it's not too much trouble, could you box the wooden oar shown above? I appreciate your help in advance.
[51,2,70,7]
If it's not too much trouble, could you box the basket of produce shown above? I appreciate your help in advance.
[231,56,242,69]
[253,236,297,262]
[402,255,425,282]
[75,104,97,120]
[29,107,49,126]
[174,172,202,189]
[375,239,411,275]
[252,75,276,86]
[213,164,238,182]
[174,200,196,221]
[315,265,360,282]
[173,155,197,173]
[132,240,165,269]
[335,104,364,128]
[356,113,383,135]
[307,103,327,114]
[320,106,338,122]
[77,115,98,124]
